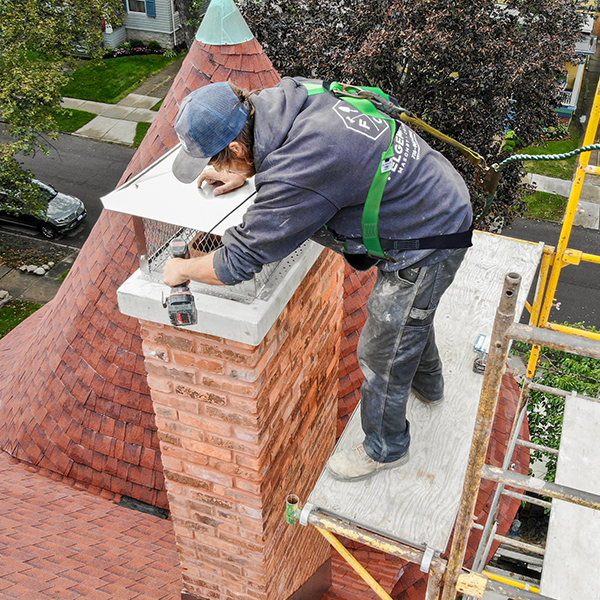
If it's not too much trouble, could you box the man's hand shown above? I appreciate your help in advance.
[163,253,224,287]
[198,167,247,196]
[163,257,190,288]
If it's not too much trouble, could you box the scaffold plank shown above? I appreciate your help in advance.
[540,392,600,600]
[308,231,544,552]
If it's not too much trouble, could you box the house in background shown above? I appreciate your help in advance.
[557,13,598,121]
[103,0,184,49]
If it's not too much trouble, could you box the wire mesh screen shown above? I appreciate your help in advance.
[139,217,282,303]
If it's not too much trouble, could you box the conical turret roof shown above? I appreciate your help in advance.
[0,0,280,507]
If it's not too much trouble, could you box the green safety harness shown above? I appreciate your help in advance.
[303,81,483,262]
[303,81,600,264]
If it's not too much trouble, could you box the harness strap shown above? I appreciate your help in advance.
[303,81,473,259]
[379,227,473,251]
[306,82,396,259]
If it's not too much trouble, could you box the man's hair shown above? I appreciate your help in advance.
[210,82,255,171]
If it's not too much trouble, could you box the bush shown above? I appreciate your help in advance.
[515,325,600,483]
[503,130,525,153]
[103,41,167,58]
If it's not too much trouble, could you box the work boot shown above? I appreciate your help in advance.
[412,385,444,406]
[411,371,444,405]
[327,443,409,481]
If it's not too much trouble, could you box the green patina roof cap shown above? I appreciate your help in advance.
[196,0,254,45]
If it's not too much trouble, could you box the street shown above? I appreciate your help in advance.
[0,127,135,248]
[503,218,600,329]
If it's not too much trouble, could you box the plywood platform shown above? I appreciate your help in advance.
[308,232,544,553]
[540,393,600,600]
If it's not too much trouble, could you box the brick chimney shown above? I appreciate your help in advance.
[116,227,344,599]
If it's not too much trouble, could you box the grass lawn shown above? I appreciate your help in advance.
[52,107,96,133]
[62,54,182,104]
[521,128,580,180]
[0,299,42,340]
[523,191,568,222]
[134,122,151,147]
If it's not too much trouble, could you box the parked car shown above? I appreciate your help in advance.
[0,180,86,239]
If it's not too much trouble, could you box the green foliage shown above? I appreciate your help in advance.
[238,0,594,229]
[516,327,600,482]
[0,0,124,152]
[523,191,567,221]
[0,0,123,210]
[0,154,45,216]
[62,54,182,104]
[542,123,569,139]
[0,299,43,339]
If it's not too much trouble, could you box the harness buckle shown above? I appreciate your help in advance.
[336,83,378,100]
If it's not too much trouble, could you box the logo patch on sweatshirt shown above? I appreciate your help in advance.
[332,101,389,141]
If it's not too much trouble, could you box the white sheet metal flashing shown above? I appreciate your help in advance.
[101,143,257,235]
[117,241,323,346]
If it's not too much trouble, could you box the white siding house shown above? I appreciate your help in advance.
[104,0,184,49]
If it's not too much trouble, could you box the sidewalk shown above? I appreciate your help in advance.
[61,56,184,146]
[528,172,600,229]
[62,94,160,146]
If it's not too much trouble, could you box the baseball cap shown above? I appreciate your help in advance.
[172,82,250,183]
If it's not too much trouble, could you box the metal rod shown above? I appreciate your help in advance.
[315,526,394,600]
[440,273,522,600]
[472,384,530,572]
[486,577,556,600]
[545,321,600,343]
[483,572,540,594]
[483,465,600,510]
[425,566,444,600]
[580,251,600,265]
[306,510,446,572]
[491,533,546,556]
[528,381,599,404]
[528,381,569,398]
[508,323,600,359]
[471,523,547,554]
[132,216,150,274]
[502,489,552,510]
[515,439,559,456]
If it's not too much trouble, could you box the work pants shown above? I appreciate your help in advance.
[359,248,467,463]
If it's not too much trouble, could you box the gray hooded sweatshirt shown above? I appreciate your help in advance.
[212,77,472,285]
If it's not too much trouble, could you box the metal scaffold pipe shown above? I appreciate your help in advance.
[440,273,521,600]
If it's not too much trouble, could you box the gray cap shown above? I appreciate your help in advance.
[172,82,250,183]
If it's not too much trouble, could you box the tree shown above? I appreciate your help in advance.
[238,0,597,228]
[0,0,123,212]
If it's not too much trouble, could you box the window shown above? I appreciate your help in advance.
[126,0,156,17]
[128,0,145,12]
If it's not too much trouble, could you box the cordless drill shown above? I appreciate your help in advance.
[165,238,197,327]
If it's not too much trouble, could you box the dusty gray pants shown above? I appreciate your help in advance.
[359,249,467,463]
